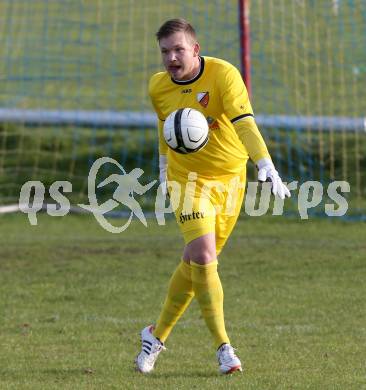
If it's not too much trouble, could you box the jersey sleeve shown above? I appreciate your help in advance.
[157,119,168,155]
[149,75,168,155]
[218,63,271,163]
[233,117,271,163]
[219,65,254,123]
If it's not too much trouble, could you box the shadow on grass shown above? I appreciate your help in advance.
[43,368,94,376]
[131,368,233,379]
[0,367,90,380]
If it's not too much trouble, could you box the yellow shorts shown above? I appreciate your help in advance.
[167,170,246,255]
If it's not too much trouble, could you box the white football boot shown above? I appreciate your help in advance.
[216,343,243,374]
[135,325,165,373]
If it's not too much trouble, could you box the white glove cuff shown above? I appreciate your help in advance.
[256,157,274,170]
[159,154,167,171]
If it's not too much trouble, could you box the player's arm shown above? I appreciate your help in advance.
[158,119,168,196]
[232,116,270,163]
[233,117,290,199]
[220,65,290,199]
[149,76,168,196]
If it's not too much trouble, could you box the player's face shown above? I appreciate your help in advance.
[159,32,200,81]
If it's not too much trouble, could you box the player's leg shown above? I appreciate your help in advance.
[150,192,218,346]
[136,178,203,373]
[213,172,246,373]
[185,232,230,344]
[135,259,193,373]
[135,173,244,373]
[153,259,194,342]
[150,177,206,344]
[215,173,246,256]
[151,176,218,341]
[186,231,242,374]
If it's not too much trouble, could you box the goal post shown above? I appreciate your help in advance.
[238,0,252,97]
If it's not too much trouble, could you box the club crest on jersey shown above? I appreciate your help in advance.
[197,92,209,108]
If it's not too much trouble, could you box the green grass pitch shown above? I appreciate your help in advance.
[0,213,365,389]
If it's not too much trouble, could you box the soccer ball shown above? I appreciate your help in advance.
[163,108,209,154]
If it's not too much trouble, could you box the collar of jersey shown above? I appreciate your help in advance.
[171,56,205,85]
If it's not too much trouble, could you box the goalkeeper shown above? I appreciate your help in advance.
[135,18,290,375]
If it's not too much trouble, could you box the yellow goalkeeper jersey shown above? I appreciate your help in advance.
[149,56,255,178]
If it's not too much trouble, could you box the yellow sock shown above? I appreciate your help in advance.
[191,260,230,348]
[153,260,194,343]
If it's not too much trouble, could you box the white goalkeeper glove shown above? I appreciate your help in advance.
[159,154,168,196]
[256,157,291,199]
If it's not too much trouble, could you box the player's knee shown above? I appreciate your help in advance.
[190,250,215,265]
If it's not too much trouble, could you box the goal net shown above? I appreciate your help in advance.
[0,1,365,218]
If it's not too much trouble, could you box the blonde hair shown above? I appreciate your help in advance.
[156,18,197,43]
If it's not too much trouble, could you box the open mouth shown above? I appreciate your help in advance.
[168,65,181,73]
